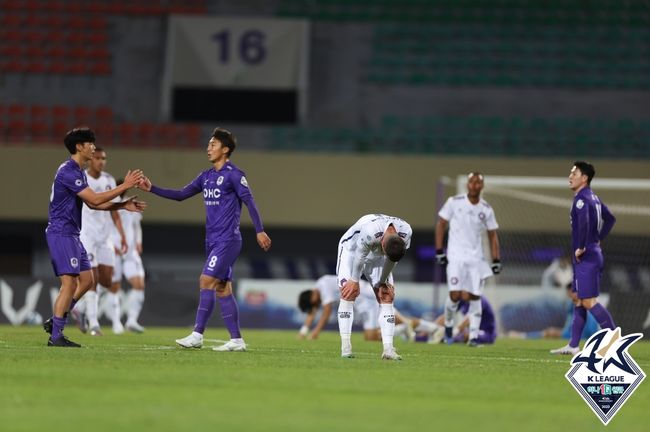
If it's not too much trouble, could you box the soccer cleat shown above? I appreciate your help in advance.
[70,308,87,334]
[43,317,53,334]
[175,332,203,348]
[550,344,580,355]
[381,348,402,361]
[89,326,103,336]
[467,339,482,347]
[112,321,125,335]
[47,335,81,348]
[212,339,247,352]
[126,321,145,333]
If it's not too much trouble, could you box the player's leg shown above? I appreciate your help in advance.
[336,243,356,357]
[374,281,400,360]
[551,278,584,354]
[444,260,464,344]
[122,252,145,332]
[175,272,217,349]
[85,267,103,335]
[357,295,381,341]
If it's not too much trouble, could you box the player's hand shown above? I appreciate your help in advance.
[491,259,502,274]
[139,176,152,192]
[257,232,271,252]
[136,243,143,254]
[575,248,585,263]
[123,169,144,189]
[123,196,147,213]
[341,280,360,301]
[120,236,128,254]
[435,249,448,267]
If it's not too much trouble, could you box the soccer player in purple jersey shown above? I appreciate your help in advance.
[139,127,271,352]
[44,127,145,347]
[551,161,616,355]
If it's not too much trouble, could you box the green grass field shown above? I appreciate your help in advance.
[1,325,647,432]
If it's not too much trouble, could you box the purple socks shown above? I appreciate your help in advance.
[590,303,616,330]
[51,316,66,340]
[193,289,216,334]
[218,294,241,339]
[569,306,587,348]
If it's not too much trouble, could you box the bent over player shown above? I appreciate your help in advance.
[140,127,271,352]
[337,214,412,360]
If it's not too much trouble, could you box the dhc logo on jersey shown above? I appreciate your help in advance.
[203,188,221,199]
[565,327,645,425]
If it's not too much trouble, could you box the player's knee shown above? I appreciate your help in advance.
[374,283,394,303]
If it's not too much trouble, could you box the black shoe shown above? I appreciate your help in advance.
[47,335,81,348]
[43,317,53,334]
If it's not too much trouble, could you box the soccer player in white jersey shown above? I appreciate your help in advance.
[435,172,501,347]
[76,147,128,336]
[109,179,147,334]
[337,214,412,360]
[297,275,380,341]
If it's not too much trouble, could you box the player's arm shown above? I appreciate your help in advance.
[299,310,316,339]
[134,214,143,254]
[111,210,128,254]
[78,169,143,207]
[487,229,502,274]
[308,303,333,340]
[574,202,590,261]
[234,174,271,252]
[599,202,616,241]
[138,175,201,201]
[435,217,449,266]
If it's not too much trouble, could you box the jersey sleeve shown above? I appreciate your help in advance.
[233,171,264,233]
[397,222,413,249]
[350,226,374,282]
[150,171,203,201]
[599,202,616,240]
[438,197,454,221]
[317,277,338,306]
[62,166,88,195]
[485,206,499,230]
[574,198,589,249]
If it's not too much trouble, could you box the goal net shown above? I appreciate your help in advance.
[434,174,650,337]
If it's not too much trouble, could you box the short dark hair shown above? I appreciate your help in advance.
[573,160,595,185]
[64,127,95,154]
[385,234,406,262]
[212,127,237,157]
[298,290,313,313]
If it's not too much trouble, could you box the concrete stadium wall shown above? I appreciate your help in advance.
[1,145,648,233]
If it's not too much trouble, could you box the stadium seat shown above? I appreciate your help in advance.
[29,105,48,122]
[73,106,92,126]
[51,106,70,123]
[6,120,29,143]
[30,122,51,143]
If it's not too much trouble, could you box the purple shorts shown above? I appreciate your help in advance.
[46,233,92,276]
[202,239,242,281]
[573,248,604,299]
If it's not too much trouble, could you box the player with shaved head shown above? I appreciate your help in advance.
[336,214,412,360]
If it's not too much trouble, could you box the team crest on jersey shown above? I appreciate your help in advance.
[216,176,224,185]
[478,212,486,220]
[240,176,248,187]
[75,179,82,186]
[565,327,645,425]
[450,277,459,285]
[70,258,78,268]
[576,199,585,209]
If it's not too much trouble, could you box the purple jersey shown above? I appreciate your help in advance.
[46,159,89,236]
[458,297,496,334]
[150,161,264,242]
[570,187,616,251]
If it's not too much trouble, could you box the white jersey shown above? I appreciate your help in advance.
[438,194,498,261]
[80,171,118,241]
[338,214,412,286]
[111,209,142,252]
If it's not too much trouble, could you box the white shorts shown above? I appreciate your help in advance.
[446,259,493,296]
[80,234,115,268]
[336,241,393,288]
[112,251,145,283]
[354,293,380,330]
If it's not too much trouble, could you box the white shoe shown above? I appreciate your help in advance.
[112,322,125,335]
[175,332,203,348]
[212,339,247,352]
[381,348,402,361]
[550,344,579,355]
[341,342,354,358]
[126,321,145,333]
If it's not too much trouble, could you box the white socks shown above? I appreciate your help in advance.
[106,291,121,326]
[127,289,145,325]
[445,297,459,328]
[338,299,354,352]
[85,290,99,328]
[379,303,395,351]
[468,299,482,341]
